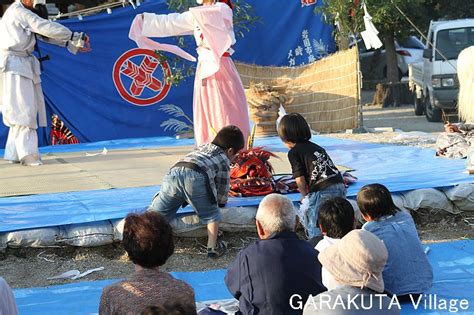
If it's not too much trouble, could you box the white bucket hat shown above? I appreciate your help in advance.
[318,229,388,293]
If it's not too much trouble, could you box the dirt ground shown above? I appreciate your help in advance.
[1,212,473,289]
[1,102,473,289]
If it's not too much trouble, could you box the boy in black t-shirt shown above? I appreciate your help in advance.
[278,113,346,238]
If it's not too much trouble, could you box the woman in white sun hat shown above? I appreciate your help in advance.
[303,229,401,315]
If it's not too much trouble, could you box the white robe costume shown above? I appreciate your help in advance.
[138,2,250,146]
[0,1,84,165]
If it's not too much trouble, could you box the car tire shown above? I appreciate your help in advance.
[425,94,442,122]
[414,94,424,116]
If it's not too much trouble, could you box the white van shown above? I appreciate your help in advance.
[409,19,474,122]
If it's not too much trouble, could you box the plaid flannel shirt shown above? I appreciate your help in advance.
[179,143,230,205]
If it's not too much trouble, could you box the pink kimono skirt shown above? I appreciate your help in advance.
[193,56,250,147]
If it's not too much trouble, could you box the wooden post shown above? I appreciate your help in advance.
[372,82,413,107]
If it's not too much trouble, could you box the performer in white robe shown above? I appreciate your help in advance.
[133,0,250,147]
[0,0,90,166]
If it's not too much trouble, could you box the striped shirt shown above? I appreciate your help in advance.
[178,143,230,205]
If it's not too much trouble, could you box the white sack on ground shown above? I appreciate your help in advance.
[57,221,114,246]
[2,227,59,248]
[443,184,474,212]
[112,218,125,241]
[219,207,257,232]
[402,188,458,214]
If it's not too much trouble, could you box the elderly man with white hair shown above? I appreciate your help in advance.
[225,193,325,315]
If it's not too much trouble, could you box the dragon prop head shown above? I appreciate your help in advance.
[229,147,278,197]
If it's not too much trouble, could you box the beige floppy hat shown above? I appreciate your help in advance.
[318,229,388,293]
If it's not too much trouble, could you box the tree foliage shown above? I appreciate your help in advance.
[316,0,425,84]
[364,0,424,38]
[315,0,363,49]
[362,0,425,83]
[423,0,474,21]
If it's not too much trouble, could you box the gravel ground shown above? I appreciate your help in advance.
[1,103,472,289]
[1,212,472,289]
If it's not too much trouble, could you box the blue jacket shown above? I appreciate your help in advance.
[363,211,433,295]
[225,231,326,315]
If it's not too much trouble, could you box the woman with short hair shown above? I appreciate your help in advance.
[99,212,196,315]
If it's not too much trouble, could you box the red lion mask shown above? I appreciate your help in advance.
[229,147,277,197]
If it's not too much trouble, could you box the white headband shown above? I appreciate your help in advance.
[196,0,203,4]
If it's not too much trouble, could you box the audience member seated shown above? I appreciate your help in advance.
[99,212,196,315]
[314,197,355,290]
[141,303,197,315]
[303,229,400,315]
[225,193,326,315]
[357,183,433,299]
[0,277,18,315]
[436,122,474,158]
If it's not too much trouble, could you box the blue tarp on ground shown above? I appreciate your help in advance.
[14,270,231,315]
[0,185,302,233]
[13,240,474,315]
[1,135,474,233]
[0,0,335,148]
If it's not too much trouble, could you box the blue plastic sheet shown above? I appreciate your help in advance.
[1,135,474,233]
[13,241,474,314]
[400,240,474,314]
[14,270,231,315]
[0,186,300,233]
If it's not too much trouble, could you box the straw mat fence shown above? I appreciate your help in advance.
[236,47,359,133]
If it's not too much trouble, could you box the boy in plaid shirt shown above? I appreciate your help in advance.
[149,125,244,258]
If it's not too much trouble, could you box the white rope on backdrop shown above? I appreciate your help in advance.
[52,0,139,20]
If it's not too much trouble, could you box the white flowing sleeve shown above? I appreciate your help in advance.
[142,11,194,38]
[37,35,68,47]
[17,8,72,41]
[37,33,86,54]
[16,8,86,54]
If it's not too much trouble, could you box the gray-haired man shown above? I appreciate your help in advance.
[225,193,326,315]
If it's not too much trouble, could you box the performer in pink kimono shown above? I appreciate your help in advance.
[130,0,250,146]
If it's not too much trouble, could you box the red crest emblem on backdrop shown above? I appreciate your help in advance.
[301,0,317,6]
[113,48,172,106]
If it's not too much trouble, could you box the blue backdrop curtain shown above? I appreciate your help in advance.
[0,0,335,148]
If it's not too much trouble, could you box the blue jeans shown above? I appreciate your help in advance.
[149,167,222,224]
[305,183,346,238]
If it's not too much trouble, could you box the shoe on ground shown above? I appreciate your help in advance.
[208,239,228,259]
[22,160,43,166]
[21,155,43,166]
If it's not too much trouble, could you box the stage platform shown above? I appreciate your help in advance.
[1,135,474,245]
